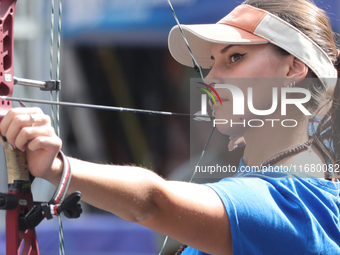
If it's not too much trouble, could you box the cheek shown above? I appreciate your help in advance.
[212,84,280,136]
[247,77,286,114]
[242,64,278,78]
[248,87,275,113]
[213,103,250,137]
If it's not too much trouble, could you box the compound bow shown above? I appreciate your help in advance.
[0,1,82,254]
[0,0,214,254]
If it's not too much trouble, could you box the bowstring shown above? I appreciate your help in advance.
[166,0,205,81]
[49,1,214,254]
[56,0,62,136]
[159,1,216,254]
[50,0,65,254]
[49,0,56,129]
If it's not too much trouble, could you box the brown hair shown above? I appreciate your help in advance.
[243,0,340,179]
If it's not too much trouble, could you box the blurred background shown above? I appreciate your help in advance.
[0,0,339,254]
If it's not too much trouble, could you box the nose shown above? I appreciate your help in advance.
[205,68,217,88]
[205,69,223,89]
[205,66,226,85]
[205,67,215,80]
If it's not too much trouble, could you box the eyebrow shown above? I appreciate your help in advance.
[211,45,236,60]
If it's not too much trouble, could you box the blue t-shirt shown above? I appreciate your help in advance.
[183,160,340,255]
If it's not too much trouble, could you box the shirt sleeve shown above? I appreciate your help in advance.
[205,178,309,255]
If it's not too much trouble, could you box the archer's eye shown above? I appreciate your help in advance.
[229,53,247,63]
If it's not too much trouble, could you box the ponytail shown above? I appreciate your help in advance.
[243,0,340,180]
[312,50,340,180]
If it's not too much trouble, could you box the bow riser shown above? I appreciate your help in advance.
[1,0,40,254]
[0,0,15,118]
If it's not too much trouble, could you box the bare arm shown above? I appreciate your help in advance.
[1,108,232,255]
[50,157,232,254]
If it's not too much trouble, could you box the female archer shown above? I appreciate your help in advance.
[1,0,339,254]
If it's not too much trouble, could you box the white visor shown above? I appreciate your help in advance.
[168,4,338,89]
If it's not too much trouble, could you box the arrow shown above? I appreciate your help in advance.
[1,96,211,119]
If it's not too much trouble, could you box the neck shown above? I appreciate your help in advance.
[242,112,309,167]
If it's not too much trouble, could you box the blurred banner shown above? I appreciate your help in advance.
[62,0,340,46]
[0,214,158,255]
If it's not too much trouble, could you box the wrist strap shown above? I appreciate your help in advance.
[49,151,71,204]
[18,151,82,231]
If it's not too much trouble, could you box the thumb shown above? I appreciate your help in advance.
[228,136,246,151]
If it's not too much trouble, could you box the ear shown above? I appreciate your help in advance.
[286,56,309,82]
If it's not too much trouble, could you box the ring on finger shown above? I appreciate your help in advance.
[29,114,36,127]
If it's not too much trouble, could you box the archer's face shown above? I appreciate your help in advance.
[207,43,290,136]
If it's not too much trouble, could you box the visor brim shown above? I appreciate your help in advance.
[168,24,268,68]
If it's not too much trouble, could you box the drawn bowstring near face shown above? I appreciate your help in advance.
[193,81,219,121]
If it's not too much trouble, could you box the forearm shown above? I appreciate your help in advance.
[50,156,165,222]
[48,155,231,254]
[0,108,232,254]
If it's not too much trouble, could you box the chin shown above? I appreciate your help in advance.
[214,108,260,137]
[215,122,246,137]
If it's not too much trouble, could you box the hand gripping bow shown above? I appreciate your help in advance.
[0,1,82,254]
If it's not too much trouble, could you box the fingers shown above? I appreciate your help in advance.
[28,135,62,154]
[228,136,246,151]
[0,107,54,151]
[1,107,45,134]
[0,108,63,181]
[15,126,59,152]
